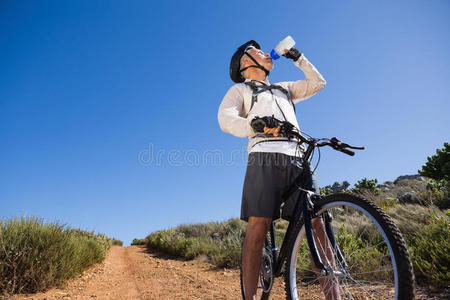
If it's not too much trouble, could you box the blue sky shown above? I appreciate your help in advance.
[1,0,449,245]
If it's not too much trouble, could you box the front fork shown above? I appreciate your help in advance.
[302,190,348,273]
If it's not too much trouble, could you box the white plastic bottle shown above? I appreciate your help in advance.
[270,36,296,60]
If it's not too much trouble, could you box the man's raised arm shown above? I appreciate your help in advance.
[286,54,327,104]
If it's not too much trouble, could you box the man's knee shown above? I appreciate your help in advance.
[247,216,272,231]
[244,217,272,248]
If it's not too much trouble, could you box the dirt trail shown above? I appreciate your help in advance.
[14,246,285,300]
[13,246,443,300]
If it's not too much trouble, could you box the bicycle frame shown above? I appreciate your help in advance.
[267,140,347,277]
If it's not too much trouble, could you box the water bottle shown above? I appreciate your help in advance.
[270,36,296,60]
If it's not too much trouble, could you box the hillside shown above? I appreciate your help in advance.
[136,174,449,296]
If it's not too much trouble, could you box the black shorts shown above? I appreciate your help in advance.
[240,152,305,222]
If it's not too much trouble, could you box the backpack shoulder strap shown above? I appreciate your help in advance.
[244,81,262,117]
[287,88,296,113]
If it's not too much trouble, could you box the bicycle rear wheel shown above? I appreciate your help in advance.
[284,193,414,300]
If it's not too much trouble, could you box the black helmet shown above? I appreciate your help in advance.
[229,40,269,83]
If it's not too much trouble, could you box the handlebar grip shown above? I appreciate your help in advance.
[340,148,355,156]
[348,146,365,150]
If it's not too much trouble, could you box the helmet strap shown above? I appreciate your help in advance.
[239,51,270,77]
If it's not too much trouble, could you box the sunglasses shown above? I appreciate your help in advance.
[244,45,257,52]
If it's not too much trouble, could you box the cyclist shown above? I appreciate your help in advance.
[218,40,339,299]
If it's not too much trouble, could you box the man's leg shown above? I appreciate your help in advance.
[242,216,272,300]
[312,217,341,300]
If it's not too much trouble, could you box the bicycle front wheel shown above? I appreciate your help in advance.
[284,193,414,300]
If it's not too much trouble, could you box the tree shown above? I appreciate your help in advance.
[419,142,450,182]
[419,142,450,209]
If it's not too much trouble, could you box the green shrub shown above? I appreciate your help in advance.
[320,186,334,196]
[376,197,397,211]
[0,216,119,295]
[352,178,380,195]
[409,211,450,287]
[424,179,450,209]
[145,218,246,268]
[111,239,123,246]
[131,238,146,245]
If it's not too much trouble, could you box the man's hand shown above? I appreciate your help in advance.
[264,126,281,137]
[251,116,276,132]
[283,47,302,61]
[251,116,282,136]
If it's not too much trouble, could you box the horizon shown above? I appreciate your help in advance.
[1,0,449,245]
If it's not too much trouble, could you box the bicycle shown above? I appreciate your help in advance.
[240,119,415,300]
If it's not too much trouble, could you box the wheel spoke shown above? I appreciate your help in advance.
[350,268,394,276]
[348,276,394,299]
[345,277,378,300]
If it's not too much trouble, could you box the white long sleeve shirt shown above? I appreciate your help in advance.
[217,54,326,156]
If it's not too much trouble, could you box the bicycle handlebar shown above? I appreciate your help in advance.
[289,130,364,156]
[252,116,365,156]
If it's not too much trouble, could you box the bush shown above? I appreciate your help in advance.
[145,218,246,268]
[0,216,119,295]
[352,178,380,195]
[320,186,334,196]
[425,179,450,209]
[131,238,146,245]
[111,239,123,246]
[409,211,450,287]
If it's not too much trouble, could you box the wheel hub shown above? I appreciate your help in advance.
[320,267,347,279]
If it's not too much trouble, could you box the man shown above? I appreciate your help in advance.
[217,40,336,299]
